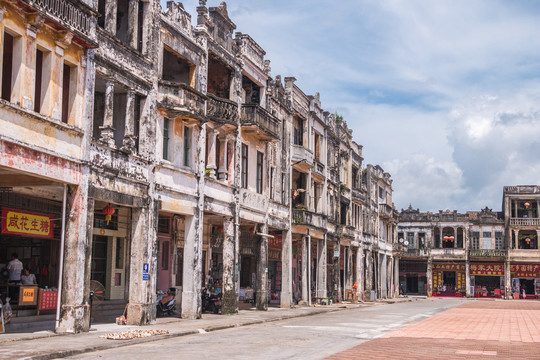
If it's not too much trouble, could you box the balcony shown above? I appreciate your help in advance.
[312,160,325,179]
[379,203,393,218]
[291,145,313,169]
[292,209,326,229]
[157,81,206,119]
[430,248,466,259]
[21,0,97,45]
[240,104,280,140]
[207,93,239,125]
[510,218,540,226]
[404,248,429,257]
[352,188,366,203]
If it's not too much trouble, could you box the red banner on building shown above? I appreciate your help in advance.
[470,263,504,276]
[1,208,54,238]
[511,264,540,278]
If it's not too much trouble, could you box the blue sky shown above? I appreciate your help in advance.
[161,0,540,212]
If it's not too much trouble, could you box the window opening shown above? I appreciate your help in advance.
[163,118,170,160]
[1,32,14,101]
[241,143,248,188]
[256,151,263,194]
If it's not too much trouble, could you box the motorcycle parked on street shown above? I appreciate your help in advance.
[156,287,179,317]
[202,287,222,314]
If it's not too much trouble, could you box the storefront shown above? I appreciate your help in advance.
[399,260,427,295]
[511,263,540,299]
[470,263,505,298]
[239,229,257,305]
[1,195,62,311]
[268,235,282,305]
[432,263,466,297]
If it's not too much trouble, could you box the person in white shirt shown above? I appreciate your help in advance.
[21,267,36,285]
[7,253,23,283]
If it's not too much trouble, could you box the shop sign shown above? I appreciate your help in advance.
[268,235,282,249]
[269,248,281,261]
[1,208,54,238]
[433,264,465,271]
[19,286,38,306]
[470,263,504,276]
[38,290,58,312]
[142,263,149,281]
[511,264,540,278]
[470,250,506,257]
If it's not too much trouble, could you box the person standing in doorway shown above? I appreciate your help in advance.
[7,253,23,283]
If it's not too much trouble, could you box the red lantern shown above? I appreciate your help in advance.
[525,237,531,244]
[449,236,455,242]
[444,236,449,241]
[102,205,115,225]
[524,202,531,209]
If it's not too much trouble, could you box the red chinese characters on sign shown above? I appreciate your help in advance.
[432,264,466,271]
[470,263,505,276]
[511,264,540,278]
[1,208,53,238]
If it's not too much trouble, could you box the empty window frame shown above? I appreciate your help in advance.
[241,143,248,188]
[482,231,492,250]
[183,125,190,167]
[256,151,263,194]
[495,231,503,250]
[472,231,480,250]
[163,118,170,160]
[62,63,77,124]
[1,31,21,102]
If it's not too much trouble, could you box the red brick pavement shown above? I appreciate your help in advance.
[326,301,540,359]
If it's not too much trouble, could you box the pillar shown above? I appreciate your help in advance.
[256,223,268,311]
[122,90,136,153]
[332,241,340,302]
[206,128,217,178]
[126,205,156,325]
[280,229,292,308]
[217,134,228,180]
[381,254,387,298]
[56,184,90,333]
[22,22,38,110]
[365,249,373,299]
[127,0,139,49]
[222,217,237,314]
[346,247,353,298]
[300,235,308,305]
[465,259,471,297]
[426,257,433,296]
[227,137,235,185]
[356,247,364,300]
[394,256,399,298]
[505,260,511,300]
[181,214,203,319]
[105,0,118,35]
[316,237,327,298]
[99,80,115,147]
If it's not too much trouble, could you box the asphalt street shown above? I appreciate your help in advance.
[66,298,467,360]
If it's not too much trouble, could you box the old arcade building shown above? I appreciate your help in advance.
[1,0,402,334]
[0,0,97,332]
[399,186,540,299]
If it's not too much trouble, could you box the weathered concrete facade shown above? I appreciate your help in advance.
[0,0,402,334]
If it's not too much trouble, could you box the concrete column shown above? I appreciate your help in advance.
[126,205,156,325]
[300,235,308,304]
[346,246,353,297]
[426,257,433,296]
[105,0,118,35]
[306,171,312,209]
[308,235,312,306]
[514,230,519,249]
[365,250,372,299]
[181,214,203,319]
[22,23,37,110]
[505,260,511,300]
[127,0,139,49]
[206,128,217,178]
[222,217,237,314]
[181,124,206,319]
[316,237,327,298]
[256,224,268,311]
[280,229,292,308]
[99,80,115,147]
[381,254,387,298]
[217,135,228,181]
[357,247,364,300]
[465,259,471,297]
[122,90,136,153]
[56,184,89,333]
[333,242,340,302]
[387,255,393,298]
[227,137,235,185]
[394,256,399,298]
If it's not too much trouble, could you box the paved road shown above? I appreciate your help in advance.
[67,298,466,360]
